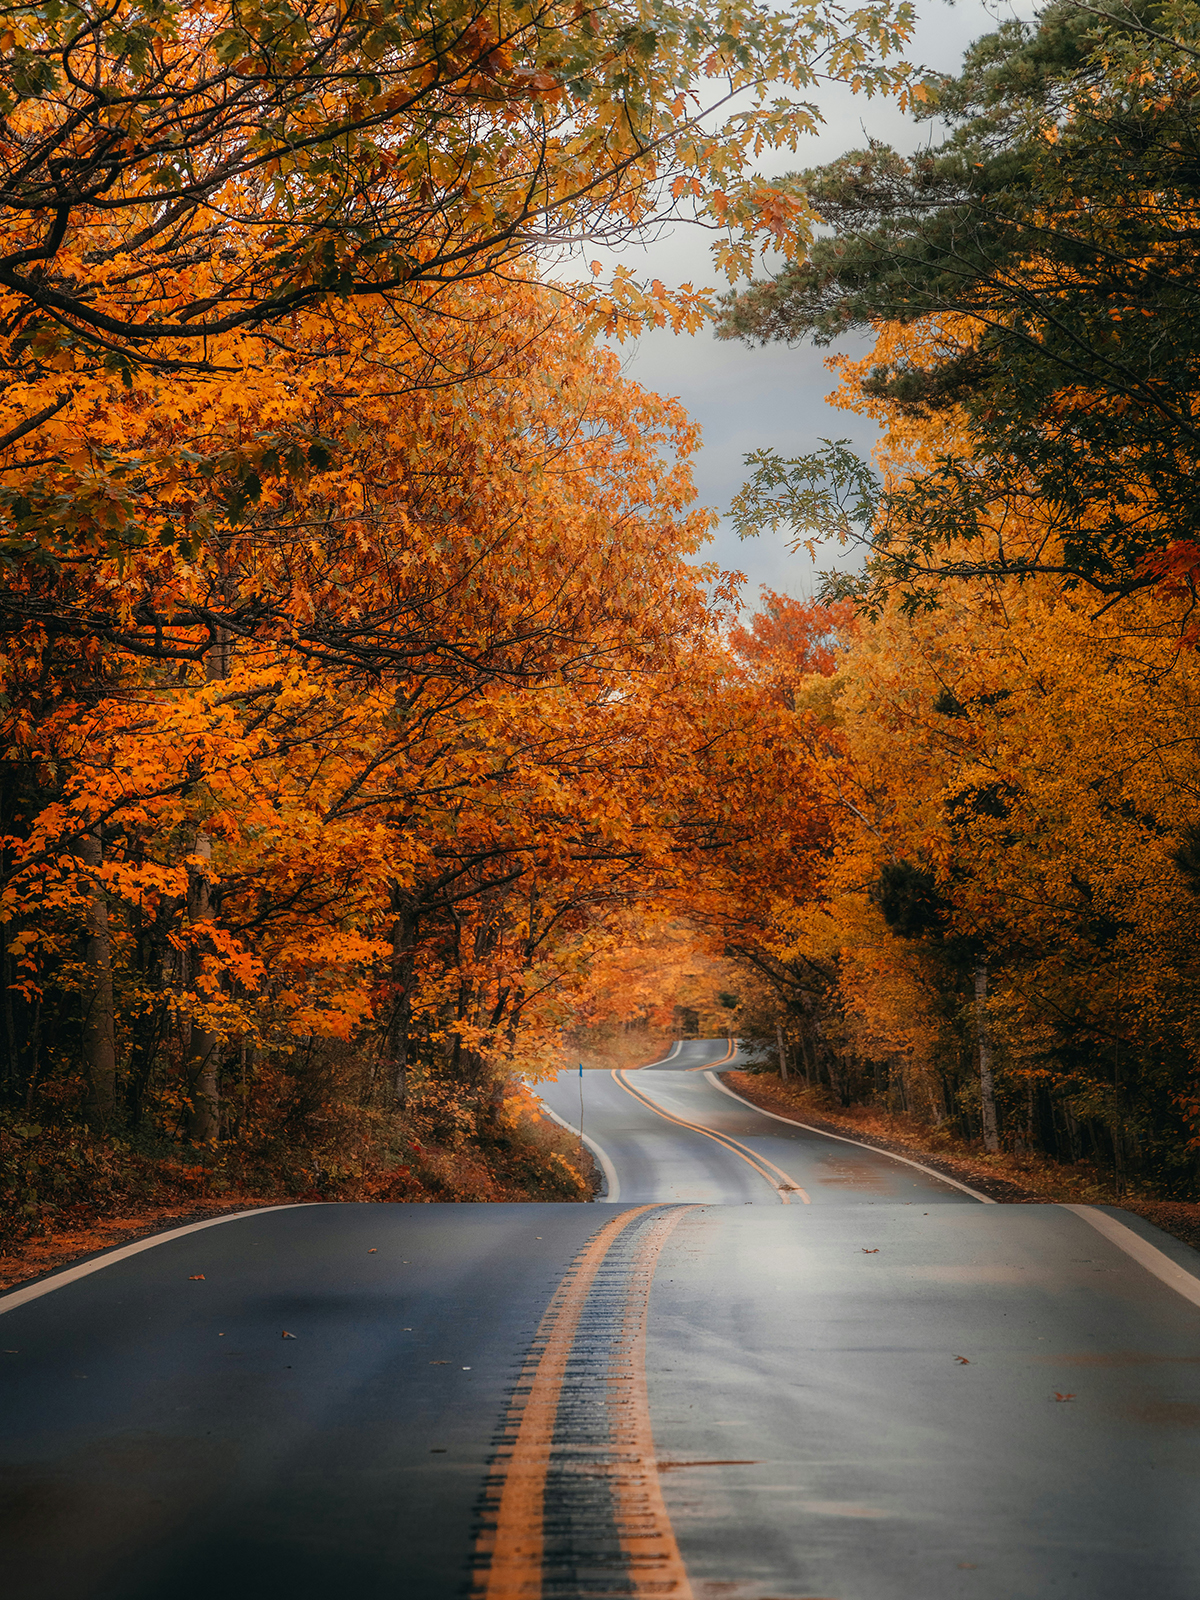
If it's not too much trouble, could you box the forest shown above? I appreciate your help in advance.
[2,0,1199,1250]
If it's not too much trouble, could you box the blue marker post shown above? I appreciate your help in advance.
[578,1061,585,1170]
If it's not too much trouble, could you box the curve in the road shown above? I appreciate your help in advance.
[5,1036,1200,1600]
[612,1068,811,1203]
[537,1038,990,1206]
[704,1067,994,1202]
[683,1038,735,1071]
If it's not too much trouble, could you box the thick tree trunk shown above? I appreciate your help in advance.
[79,828,117,1128]
[975,961,1000,1153]
[774,1021,789,1082]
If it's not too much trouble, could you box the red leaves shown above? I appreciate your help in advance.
[1054,1392,1076,1402]
[188,1274,206,1280]
[954,1355,970,1364]
[282,1331,297,1339]
[861,1247,879,1254]
[1135,540,1200,600]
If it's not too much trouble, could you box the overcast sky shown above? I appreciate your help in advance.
[597,0,1033,606]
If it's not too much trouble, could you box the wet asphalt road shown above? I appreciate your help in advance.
[536,1039,987,1204]
[2,1040,1198,1599]
[1,1204,604,1600]
[649,1202,1200,1600]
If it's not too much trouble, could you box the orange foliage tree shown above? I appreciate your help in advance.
[0,0,928,1218]
[1,273,749,1187]
[709,310,1200,1195]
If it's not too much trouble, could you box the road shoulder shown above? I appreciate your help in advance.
[719,1070,1200,1250]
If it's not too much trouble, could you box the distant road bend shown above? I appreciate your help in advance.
[3,1039,1198,1600]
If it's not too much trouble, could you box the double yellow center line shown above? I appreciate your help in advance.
[612,1060,811,1205]
[474,1205,696,1599]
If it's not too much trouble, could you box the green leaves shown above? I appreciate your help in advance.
[719,0,1200,602]
[729,438,880,561]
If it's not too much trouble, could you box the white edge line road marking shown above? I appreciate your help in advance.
[536,1100,622,1204]
[1062,1204,1200,1310]
[703,1072,997,1203]
[633,1040,683,1070]
[0,1203,324,1317]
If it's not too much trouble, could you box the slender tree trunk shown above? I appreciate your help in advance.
[186,631,229,1143]
[186,830,220,1142]
[79,828,117,1129]
[774,1020,789,1082]
[796,1024,814,1087]
[1,913,16,1094]
[975,961,1000,1153]
[389,893,416,1106]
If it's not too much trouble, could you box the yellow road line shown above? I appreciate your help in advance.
[475,1205,695,1599]
[685,1037,736,1071]
[613,1070,811,1204]
[476,1207,654,1598]
[611,1206,697,1597]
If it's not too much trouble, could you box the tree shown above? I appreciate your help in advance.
[0,274,746,1147]
[717,0,1200,607]
[726,588,851,706]
[668,596,862,1092]
[0,0,914,357]
[0,0,916,593]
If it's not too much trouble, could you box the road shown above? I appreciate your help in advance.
[2,1040,1198,1600]
[536,1037,989,1204]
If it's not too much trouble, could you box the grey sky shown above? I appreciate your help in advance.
[607,1,1031,606]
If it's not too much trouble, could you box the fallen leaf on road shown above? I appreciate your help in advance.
[1054,1392,1076,1402]
[954,1356,970,1364]
[430,1360,449,1365]
[368,1248,377,1254]
[861,1248,879,1254]
[462,1366,471,1370]
[282,1331,297,1339]
[189,1274,205,1280]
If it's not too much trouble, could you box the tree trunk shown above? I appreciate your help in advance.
[774,1021,789,1082]
[796,1025,814,1087]
[79,828,117,1129]
[186,630,230,1143]
[186,830,220,1142]
[975,961,1000,1153]
[389,894,416,1106]
[1,911,17,1095]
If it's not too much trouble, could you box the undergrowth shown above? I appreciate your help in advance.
[0,1077,592,1279]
